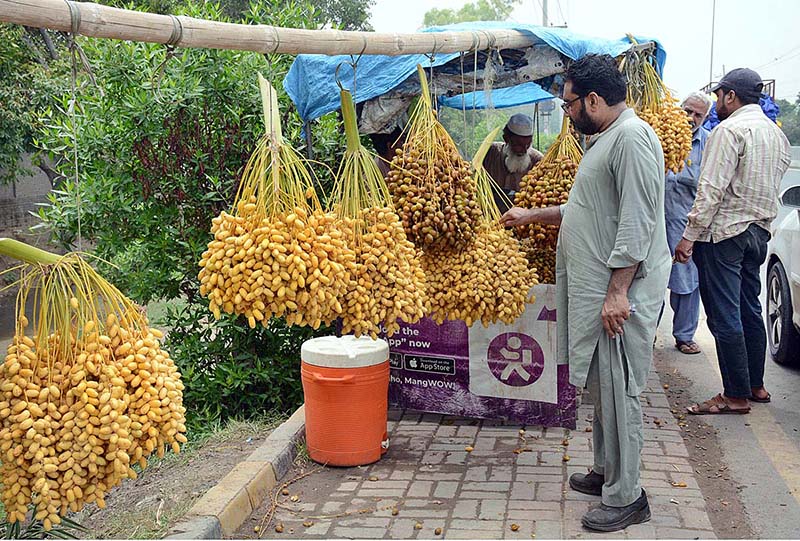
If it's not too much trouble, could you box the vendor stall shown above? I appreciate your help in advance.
[283,24,668,430]
[0,2,675,433]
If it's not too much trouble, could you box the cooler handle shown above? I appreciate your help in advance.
[310,372,355,383]
[381,433,390,454]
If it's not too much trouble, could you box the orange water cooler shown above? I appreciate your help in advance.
[300,335,390,466]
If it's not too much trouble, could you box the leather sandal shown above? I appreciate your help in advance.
[675,340,701,355]
[687,394,750,415]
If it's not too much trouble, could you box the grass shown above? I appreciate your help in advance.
[294,439,310,464]
[97,499,195,540]
[141,413,287,471]
[87,413,287,539]
[144,297,187,329]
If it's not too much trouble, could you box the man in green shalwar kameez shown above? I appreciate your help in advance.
[501,54,671,532]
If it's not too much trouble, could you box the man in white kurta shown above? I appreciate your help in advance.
[502,54,670,532]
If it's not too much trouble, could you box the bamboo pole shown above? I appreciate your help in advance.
[0,0,540,56]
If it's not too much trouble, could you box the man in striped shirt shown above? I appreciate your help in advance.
[675,68,791,415]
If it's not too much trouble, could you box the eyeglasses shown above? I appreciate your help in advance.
[560,95,582,113]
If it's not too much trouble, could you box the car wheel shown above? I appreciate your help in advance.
[767,261,800,366]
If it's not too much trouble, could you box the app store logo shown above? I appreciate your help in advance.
[487,333,544,387]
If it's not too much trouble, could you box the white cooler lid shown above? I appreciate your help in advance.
[301,335,390,368]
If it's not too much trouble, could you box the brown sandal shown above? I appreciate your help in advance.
[676,340,701,355]
[687,394,750,415]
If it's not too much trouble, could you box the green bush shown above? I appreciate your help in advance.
[161,303,330,427]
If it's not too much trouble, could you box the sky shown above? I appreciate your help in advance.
[370,0,800,103]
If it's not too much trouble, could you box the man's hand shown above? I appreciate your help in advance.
[675,238,694,263]
[601,292,630,338]
[500,207,536,227]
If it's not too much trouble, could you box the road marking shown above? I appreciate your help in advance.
[747,407,800,503]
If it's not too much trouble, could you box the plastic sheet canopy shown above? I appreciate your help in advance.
[283,21,666,122]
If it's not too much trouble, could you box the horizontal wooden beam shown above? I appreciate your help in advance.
[0,0,540,56]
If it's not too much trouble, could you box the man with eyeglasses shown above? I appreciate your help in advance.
[676,68,791,415]
[482,113,543,213]
[501,53,670,532]
[661,92,712,356]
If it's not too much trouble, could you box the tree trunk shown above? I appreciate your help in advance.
[37,159,65,189]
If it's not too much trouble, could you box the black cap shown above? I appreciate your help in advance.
[711,68,764,101]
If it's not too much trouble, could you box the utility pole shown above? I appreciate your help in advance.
[708,0,716,83]
[542,0,549,27]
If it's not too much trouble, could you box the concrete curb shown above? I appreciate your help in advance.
[164,405,306,539]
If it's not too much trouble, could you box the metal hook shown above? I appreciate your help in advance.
[166,15,184,47]
[335,41,367,97]
[495,47,505,66]
[63,0,102,96]
[424,35,440,65]
[150,45,178,102]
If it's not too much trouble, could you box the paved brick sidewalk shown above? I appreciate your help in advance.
[253,373,716,539]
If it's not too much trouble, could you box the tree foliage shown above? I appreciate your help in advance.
[0,0,374,188]
[309,0,375,30]
[777,95,800,146]
[422,0,519,27]
[100,0,376,29]
[0,25,69,185]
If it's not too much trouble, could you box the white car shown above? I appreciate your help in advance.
[766,185,800,366]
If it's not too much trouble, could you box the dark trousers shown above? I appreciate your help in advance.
[693,224,770,399]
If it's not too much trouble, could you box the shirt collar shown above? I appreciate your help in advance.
[586,107,634,148]
[606,107,636,132]
[727,103,762,120]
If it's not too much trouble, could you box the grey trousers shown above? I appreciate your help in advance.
[586,335,644,507]
[670,288,701,343]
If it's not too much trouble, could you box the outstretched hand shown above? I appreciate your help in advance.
[500,207,535,227]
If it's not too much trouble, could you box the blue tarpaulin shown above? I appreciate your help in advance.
[437,81,554,110]
[283,21,666,122]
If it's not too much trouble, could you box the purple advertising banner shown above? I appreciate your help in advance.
[383,285,577,429]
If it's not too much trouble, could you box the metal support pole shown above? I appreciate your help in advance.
[543,0,549,27]
[304,120,314,160]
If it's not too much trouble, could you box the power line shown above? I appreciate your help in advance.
[754,44,800,71]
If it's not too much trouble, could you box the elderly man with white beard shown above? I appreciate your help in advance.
[659,91,712,356]
[482,113,544,213]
